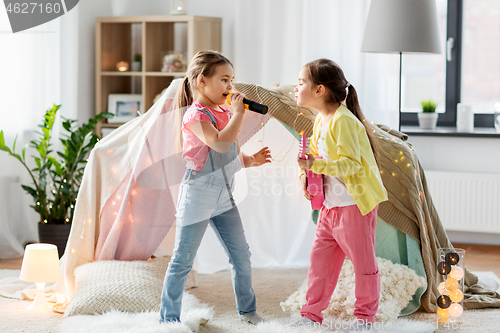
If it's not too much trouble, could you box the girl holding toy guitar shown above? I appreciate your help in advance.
[291,59,387,328]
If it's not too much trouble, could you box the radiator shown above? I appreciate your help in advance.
[425,171,500,234]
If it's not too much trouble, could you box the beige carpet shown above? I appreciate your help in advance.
[190,268,309,332]
[1,268,500,332]
[190,269,500,333]
[0,269,61,333]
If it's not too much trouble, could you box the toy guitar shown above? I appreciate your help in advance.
[300,132,324,210]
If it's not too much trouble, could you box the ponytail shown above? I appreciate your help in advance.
[174,76,193,153]
[345,84,379,166]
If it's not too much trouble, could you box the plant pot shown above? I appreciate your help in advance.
[132,61,141,72]
[417,112,438,130]
[38,223,72,258]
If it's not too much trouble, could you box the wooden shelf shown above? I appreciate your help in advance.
[101,71,143,76]
[100,71,187,76]
[95,15,222,136]
[100,123,123,128]
[144,71,187,76]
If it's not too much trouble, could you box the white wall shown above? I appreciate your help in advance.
[410,135,500,244]
[69,0,237,125]
[73,1,499,170]
[409,136,500,174]
[40,1,500,247]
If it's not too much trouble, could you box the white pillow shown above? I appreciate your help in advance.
[65,256,170,316]
[280,257,426,322]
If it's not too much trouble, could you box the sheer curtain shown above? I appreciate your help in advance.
[196,0,401,272]
[0,9,65,259]
[231,0,398,126]
[0,0,401,263]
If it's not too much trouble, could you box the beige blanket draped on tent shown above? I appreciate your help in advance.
[233,82,500,313]
[373,125,500,312]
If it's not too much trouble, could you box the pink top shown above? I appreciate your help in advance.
[182,101,232,170]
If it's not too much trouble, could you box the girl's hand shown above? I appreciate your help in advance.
[249,147,272,167]
[297,153,315,170]
[229,92,246,114]
[299,173,312,201]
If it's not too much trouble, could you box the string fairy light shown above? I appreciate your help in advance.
[255,111,304,162]
[237,84,326,163]
[249,84,309,163]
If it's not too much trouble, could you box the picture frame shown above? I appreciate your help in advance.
[107,94,143,123]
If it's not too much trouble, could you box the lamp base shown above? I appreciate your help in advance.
[27,283,53,312]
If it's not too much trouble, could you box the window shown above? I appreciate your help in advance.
[401,0,497,128]
[461,0,500,114]
[402,0,448,114]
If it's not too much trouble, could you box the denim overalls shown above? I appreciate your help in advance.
[160,108,256,323]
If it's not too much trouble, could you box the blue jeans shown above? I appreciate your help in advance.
[159,205,256,323]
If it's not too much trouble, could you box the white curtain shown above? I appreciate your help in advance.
[197,0,400,272]
[0,8,68,258]
[197,119,317,273]
[230,0,399,128]
[0,0,402,263]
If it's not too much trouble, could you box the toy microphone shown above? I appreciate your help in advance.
[226,93,268,114]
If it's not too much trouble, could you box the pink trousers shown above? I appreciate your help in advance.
[301,205,379,323]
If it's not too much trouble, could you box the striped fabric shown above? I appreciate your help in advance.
[65,256,170,316]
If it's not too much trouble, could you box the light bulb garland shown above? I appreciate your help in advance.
[436,249,465,324]
[446,252,460,265]
[255,111,303,162]
[450,266,464,280]
[448,303,463,318]
[437,308,450,320]
[449,289,463,303]
[437,261,451,275]
[437,282,450,296]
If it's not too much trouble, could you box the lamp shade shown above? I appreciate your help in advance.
[20,244,62,283]
[361,0,441,54]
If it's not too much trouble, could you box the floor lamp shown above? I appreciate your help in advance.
[361,0,442,130]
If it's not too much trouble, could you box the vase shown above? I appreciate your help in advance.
[436,248,465,324]
[456,103,474,132]
[417,112,438,130]
[38,223,72,258]
[132,61,141,72]
[170,0,187,15]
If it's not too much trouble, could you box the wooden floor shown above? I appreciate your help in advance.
[1,243,500,276]
[453,243,500,277]
[0,256,24,270]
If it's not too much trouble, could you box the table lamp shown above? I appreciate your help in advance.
[19,243,62,312]
[361,0,442,130]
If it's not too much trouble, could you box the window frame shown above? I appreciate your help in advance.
[400,0,495,128]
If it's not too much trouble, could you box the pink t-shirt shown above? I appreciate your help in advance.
[182,101,232,170]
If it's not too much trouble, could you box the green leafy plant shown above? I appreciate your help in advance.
[0,104,112,224]
[421,99,437,113]
[134,53,142,62]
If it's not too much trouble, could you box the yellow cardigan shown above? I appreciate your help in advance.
[308,105,387,215]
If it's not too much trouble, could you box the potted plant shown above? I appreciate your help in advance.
[132,53,142,71]
[418,99,438,130]
[0,104,112,257]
